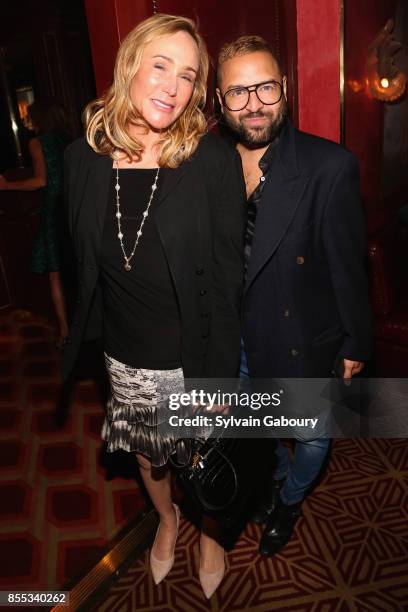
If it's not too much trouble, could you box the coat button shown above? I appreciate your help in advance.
[86,265,95,271]
[199,290,207,296]
[196,268,204,275]
[202,332,210,339]
[291,349,299,356]
[296,256,305,265]
[284,309,290,318]
[201,312,209,318]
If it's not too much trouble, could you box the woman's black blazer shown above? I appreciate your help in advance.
[61,133,245,381]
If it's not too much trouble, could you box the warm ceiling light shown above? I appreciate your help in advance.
[380,78,390,88]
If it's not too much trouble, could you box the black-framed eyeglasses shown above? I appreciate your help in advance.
[221,80,283,112]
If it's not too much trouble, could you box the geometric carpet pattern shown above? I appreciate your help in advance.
[95,437,408,611]
[1,309,407,609]
[0,309,145,591]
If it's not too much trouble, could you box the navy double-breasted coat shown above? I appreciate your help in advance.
[243,121,373,378]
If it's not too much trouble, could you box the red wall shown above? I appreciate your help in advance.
[296,0,341,142]
[295,0,398,217]
[85,0,150,95]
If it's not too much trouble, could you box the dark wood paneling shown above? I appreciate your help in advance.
[344,0,398,213]
[0,253,12,310]
[0,189,53,318]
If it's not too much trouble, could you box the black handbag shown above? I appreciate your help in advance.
[170,411,272,519]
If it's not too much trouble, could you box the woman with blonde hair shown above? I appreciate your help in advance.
[62,13,244,598]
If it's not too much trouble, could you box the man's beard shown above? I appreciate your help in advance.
[223,98,288,149]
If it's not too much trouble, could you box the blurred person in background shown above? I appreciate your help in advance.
[0,100,71,346]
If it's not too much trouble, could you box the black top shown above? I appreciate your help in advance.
[100,168,181,369]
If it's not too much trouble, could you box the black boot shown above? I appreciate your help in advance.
[259,497,302,557]
[250,479,285,524]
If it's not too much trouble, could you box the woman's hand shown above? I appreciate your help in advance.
[0,175,9,190]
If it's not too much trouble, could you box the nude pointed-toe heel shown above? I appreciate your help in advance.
[150,504,180,585]
[199,559,225,599]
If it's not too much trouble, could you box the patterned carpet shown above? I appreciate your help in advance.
[95,438,408,612]
[0,309,146,591]
[1,309,407,610]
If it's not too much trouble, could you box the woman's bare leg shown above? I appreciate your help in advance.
[136,453,178,560]
[49,271,69,339]
[200,515,225,571]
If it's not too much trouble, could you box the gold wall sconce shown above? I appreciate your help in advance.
[367,19,406,102]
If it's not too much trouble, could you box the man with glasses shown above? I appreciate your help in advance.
[216,36,372,557]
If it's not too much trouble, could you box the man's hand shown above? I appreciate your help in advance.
[343,359,364,379]
[192,403,230,415]
[205,404,230,415]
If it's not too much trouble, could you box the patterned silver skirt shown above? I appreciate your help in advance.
[101,353,188,467]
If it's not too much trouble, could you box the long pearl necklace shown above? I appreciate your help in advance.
[114,161,160,271]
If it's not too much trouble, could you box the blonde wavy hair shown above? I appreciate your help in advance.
[84,14,209,168]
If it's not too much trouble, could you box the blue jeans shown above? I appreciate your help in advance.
[240,340,330,505]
